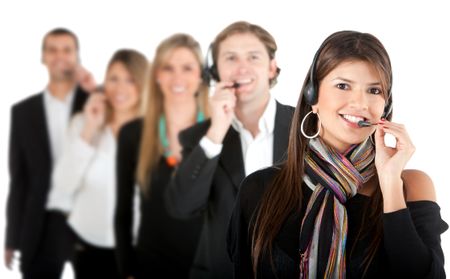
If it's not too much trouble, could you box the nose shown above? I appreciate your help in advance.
[236,58,250,74]
[348,88,369,111]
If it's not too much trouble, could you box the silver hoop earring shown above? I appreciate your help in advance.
[301,111,321,139]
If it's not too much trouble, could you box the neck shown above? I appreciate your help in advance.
[164,99,198,132]
[47,80,76,101]
[110,109,138,135]
[235,93,270,138]
[319,134,352,154]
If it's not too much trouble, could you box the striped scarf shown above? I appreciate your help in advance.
[299,137,375,279]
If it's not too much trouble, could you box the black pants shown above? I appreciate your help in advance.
[73,239,120,279]
[22,211,74,279]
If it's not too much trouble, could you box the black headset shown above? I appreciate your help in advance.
[303,44,393,119]
[202,43,219,86]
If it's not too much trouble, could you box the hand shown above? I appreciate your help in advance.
[81,93,107,143]
[374,120,415,185]
[206,81,237,143]
[76,65,97,93]
[4,249,15,270]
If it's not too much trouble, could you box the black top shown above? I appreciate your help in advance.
[6,87,88,271]
[227,167,448,279]
[165,102,295,279]
[114,119,203,278]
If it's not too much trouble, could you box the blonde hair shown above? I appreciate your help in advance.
[136,33,209,192]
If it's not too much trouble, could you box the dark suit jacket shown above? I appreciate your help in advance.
[5,87,88,271]
[115,119,203,278]
[166,101,294,279]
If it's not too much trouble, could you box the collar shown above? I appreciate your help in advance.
[231,94,276,135]
[44,86,76,106]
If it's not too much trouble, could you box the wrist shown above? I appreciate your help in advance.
[81,125,97,144]
[206,125,227,144]
[379,176,406,213]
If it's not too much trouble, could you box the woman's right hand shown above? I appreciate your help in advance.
[206,81,237,144]
[4,249,14,270]
[81,92,107,143]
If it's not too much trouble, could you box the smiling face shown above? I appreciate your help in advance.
[104,62,140,113]
[314,60,386,152]
[156,47,202,105]
[216,33,278,107]
[42,34,79,81]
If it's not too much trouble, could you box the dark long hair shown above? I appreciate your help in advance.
[251,31,393,275]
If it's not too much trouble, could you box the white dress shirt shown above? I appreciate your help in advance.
[47,114,117,248]
[200,95,276,176]
[43,88,76,163]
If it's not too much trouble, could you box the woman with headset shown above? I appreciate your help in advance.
[227,31,447,278]
[114,33,209,279]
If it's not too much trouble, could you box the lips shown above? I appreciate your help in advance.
[113,94,128,103]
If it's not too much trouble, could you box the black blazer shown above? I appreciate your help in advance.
[165,101,294,279]
[115,119,203,278]
[5,87,88,271]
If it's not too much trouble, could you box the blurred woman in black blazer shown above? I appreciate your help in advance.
[114,33,209,279]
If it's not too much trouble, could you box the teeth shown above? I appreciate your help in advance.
[342,114,364,123]
[235,78,252,85]
[172,86,186,93]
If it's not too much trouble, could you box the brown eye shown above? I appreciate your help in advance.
[336,83,349,90]
[368,87,382,95]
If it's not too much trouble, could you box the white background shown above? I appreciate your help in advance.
[0,0,449,278]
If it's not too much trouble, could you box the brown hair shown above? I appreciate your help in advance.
[211,21,280,87]
[42,27,79,51]
[136,33,209,191]
[251,31,393,275]
[106,49,149,115]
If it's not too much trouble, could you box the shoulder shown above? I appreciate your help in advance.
[119,118,143,137]
[12,92,43,114]
[118,118,143,146]
[402,169,436,202]
[275,101,295,116]
[238,166,282,213]
[178,119,211,147]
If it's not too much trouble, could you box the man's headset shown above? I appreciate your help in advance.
[201,42,282,87]
[302,44,393,119]
[202,43,219,85]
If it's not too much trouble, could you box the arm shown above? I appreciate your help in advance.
[165,138,221,218]
[165,81,237,219]
[114,124,138,278]
[5,106,27,268]
[227,178,255,278]
[374,121,446,277]
[46,115,96,212]
[383,170,447,278]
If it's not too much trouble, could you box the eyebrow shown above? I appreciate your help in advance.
[220,50,264,56]
[332,77,381,86]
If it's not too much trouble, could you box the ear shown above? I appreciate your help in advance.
[312,104,319,114]
[268,59,278,79]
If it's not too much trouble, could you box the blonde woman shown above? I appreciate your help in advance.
[114,34,209,279]
[47,49,148,279]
